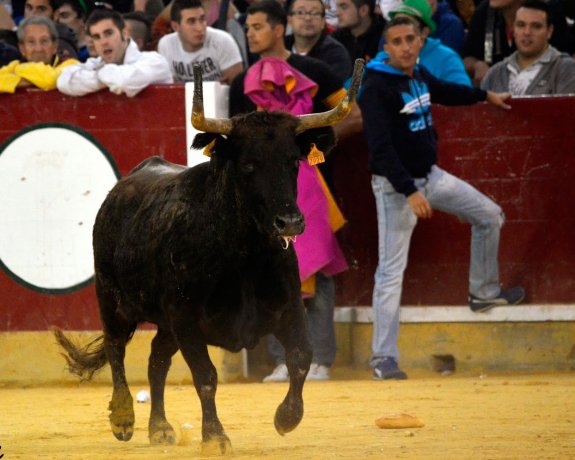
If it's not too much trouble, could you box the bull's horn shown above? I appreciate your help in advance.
[295,58,365,134]
[191,63,233,135]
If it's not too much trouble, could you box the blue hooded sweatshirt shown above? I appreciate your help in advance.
[358,59,486,196]
[372,37,472,87]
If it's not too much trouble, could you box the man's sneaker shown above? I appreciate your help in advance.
[469,286,526,312]
[373,357,408,380]
[306,363,330,381]
[262,364,288,383]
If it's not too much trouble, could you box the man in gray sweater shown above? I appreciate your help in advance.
[481,0,575,95]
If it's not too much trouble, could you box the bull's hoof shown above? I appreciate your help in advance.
[108,392,135,442]
[149,420,176,445]
[274,400,303,435]
[201,435,232,455]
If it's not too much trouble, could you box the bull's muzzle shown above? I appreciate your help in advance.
[274,213,305,238]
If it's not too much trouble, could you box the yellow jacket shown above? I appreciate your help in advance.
[0,56,78,93]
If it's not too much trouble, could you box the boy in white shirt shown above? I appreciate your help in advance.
[57,9,173,97]
[158,0,243,84]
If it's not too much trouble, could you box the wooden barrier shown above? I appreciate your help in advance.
[1,86,574,333]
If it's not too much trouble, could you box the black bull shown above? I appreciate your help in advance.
[53,59,364,453]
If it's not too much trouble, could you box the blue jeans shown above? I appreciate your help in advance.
[370,166,504,365]
[268,273,337,366]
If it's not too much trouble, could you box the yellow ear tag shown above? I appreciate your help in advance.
[307,143,325,166]
[203,139,216,157]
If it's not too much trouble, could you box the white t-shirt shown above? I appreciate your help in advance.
[158,27,243,82]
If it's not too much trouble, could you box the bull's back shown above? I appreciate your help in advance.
[92,157,207,280]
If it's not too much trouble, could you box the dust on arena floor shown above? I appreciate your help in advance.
[1,371,572,459]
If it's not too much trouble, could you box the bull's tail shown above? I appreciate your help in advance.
[53,328,108,381]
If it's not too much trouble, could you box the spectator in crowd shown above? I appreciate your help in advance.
[358,16,525,380]
[451,0,477,25]
[481,0,575,94]
[54,0,92,61]
[158,0,243,83]
[230,0,352,383]
[286,0,352,82]
[23,0,79,59]
[377,0,471,85]
[132,0,164,22]
[1,16,77,92]
[377,0,401,20]
[428,0,466,53]
[463,0,574,86]
[332,0,385,62]
[123,11,152,50]
[57,8,172,96]
[152,0,249,66]
[1,2,16,29]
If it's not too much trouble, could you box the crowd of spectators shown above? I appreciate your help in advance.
[2,0,574,93]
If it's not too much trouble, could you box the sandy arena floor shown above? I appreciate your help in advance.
[1,372,573,459]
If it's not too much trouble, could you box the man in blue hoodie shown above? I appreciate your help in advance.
[359,16,525,380]
[375,0,471,85]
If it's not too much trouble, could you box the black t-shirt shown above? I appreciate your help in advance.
[229,53,343,116]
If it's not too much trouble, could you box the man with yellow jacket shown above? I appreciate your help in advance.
[0,16,78,93]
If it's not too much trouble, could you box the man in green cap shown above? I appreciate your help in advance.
[373,0,471,85]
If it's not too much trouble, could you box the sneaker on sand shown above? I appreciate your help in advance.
[306,363,330,381]
[469,286,525,313]
[373,357,408,380]
[262,364,288,383]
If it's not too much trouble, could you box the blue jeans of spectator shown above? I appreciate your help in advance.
[370,166,504,365]
[268,272,336,367]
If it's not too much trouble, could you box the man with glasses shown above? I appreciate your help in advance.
[1,16,78,92]
[286,0,352,81]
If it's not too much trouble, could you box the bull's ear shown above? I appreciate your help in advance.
[295,126,336,158]
[191,132,221,150]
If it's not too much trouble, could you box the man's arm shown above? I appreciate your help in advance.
[220,62,243,85]
[212,29,244,85]
[555,58,575,94]
[57,59,107,96]
[463,56,490,86]
[97,52,173,97]
[461,1,490,85]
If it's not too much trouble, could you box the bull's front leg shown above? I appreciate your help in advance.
[171,321,232,454]
[273,301,312,435]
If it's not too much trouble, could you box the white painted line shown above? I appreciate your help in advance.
[334,305,575,323]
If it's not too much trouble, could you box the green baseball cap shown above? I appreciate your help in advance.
[390,0,437,34]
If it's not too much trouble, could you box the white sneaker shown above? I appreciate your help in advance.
[262,364,289,383]
[306,363,330,381]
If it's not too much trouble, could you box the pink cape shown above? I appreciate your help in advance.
[245,57,348,288]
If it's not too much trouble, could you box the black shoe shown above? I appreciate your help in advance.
[469,286,526,312]
[373,357,408,380]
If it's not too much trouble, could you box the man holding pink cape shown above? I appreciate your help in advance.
[229,0,358,382]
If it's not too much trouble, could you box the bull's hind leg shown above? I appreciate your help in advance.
[273,302,312,435]
[104,326,137,441]
[148,328,179,445]
[97,284,137,442]
[171,322,232,454]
